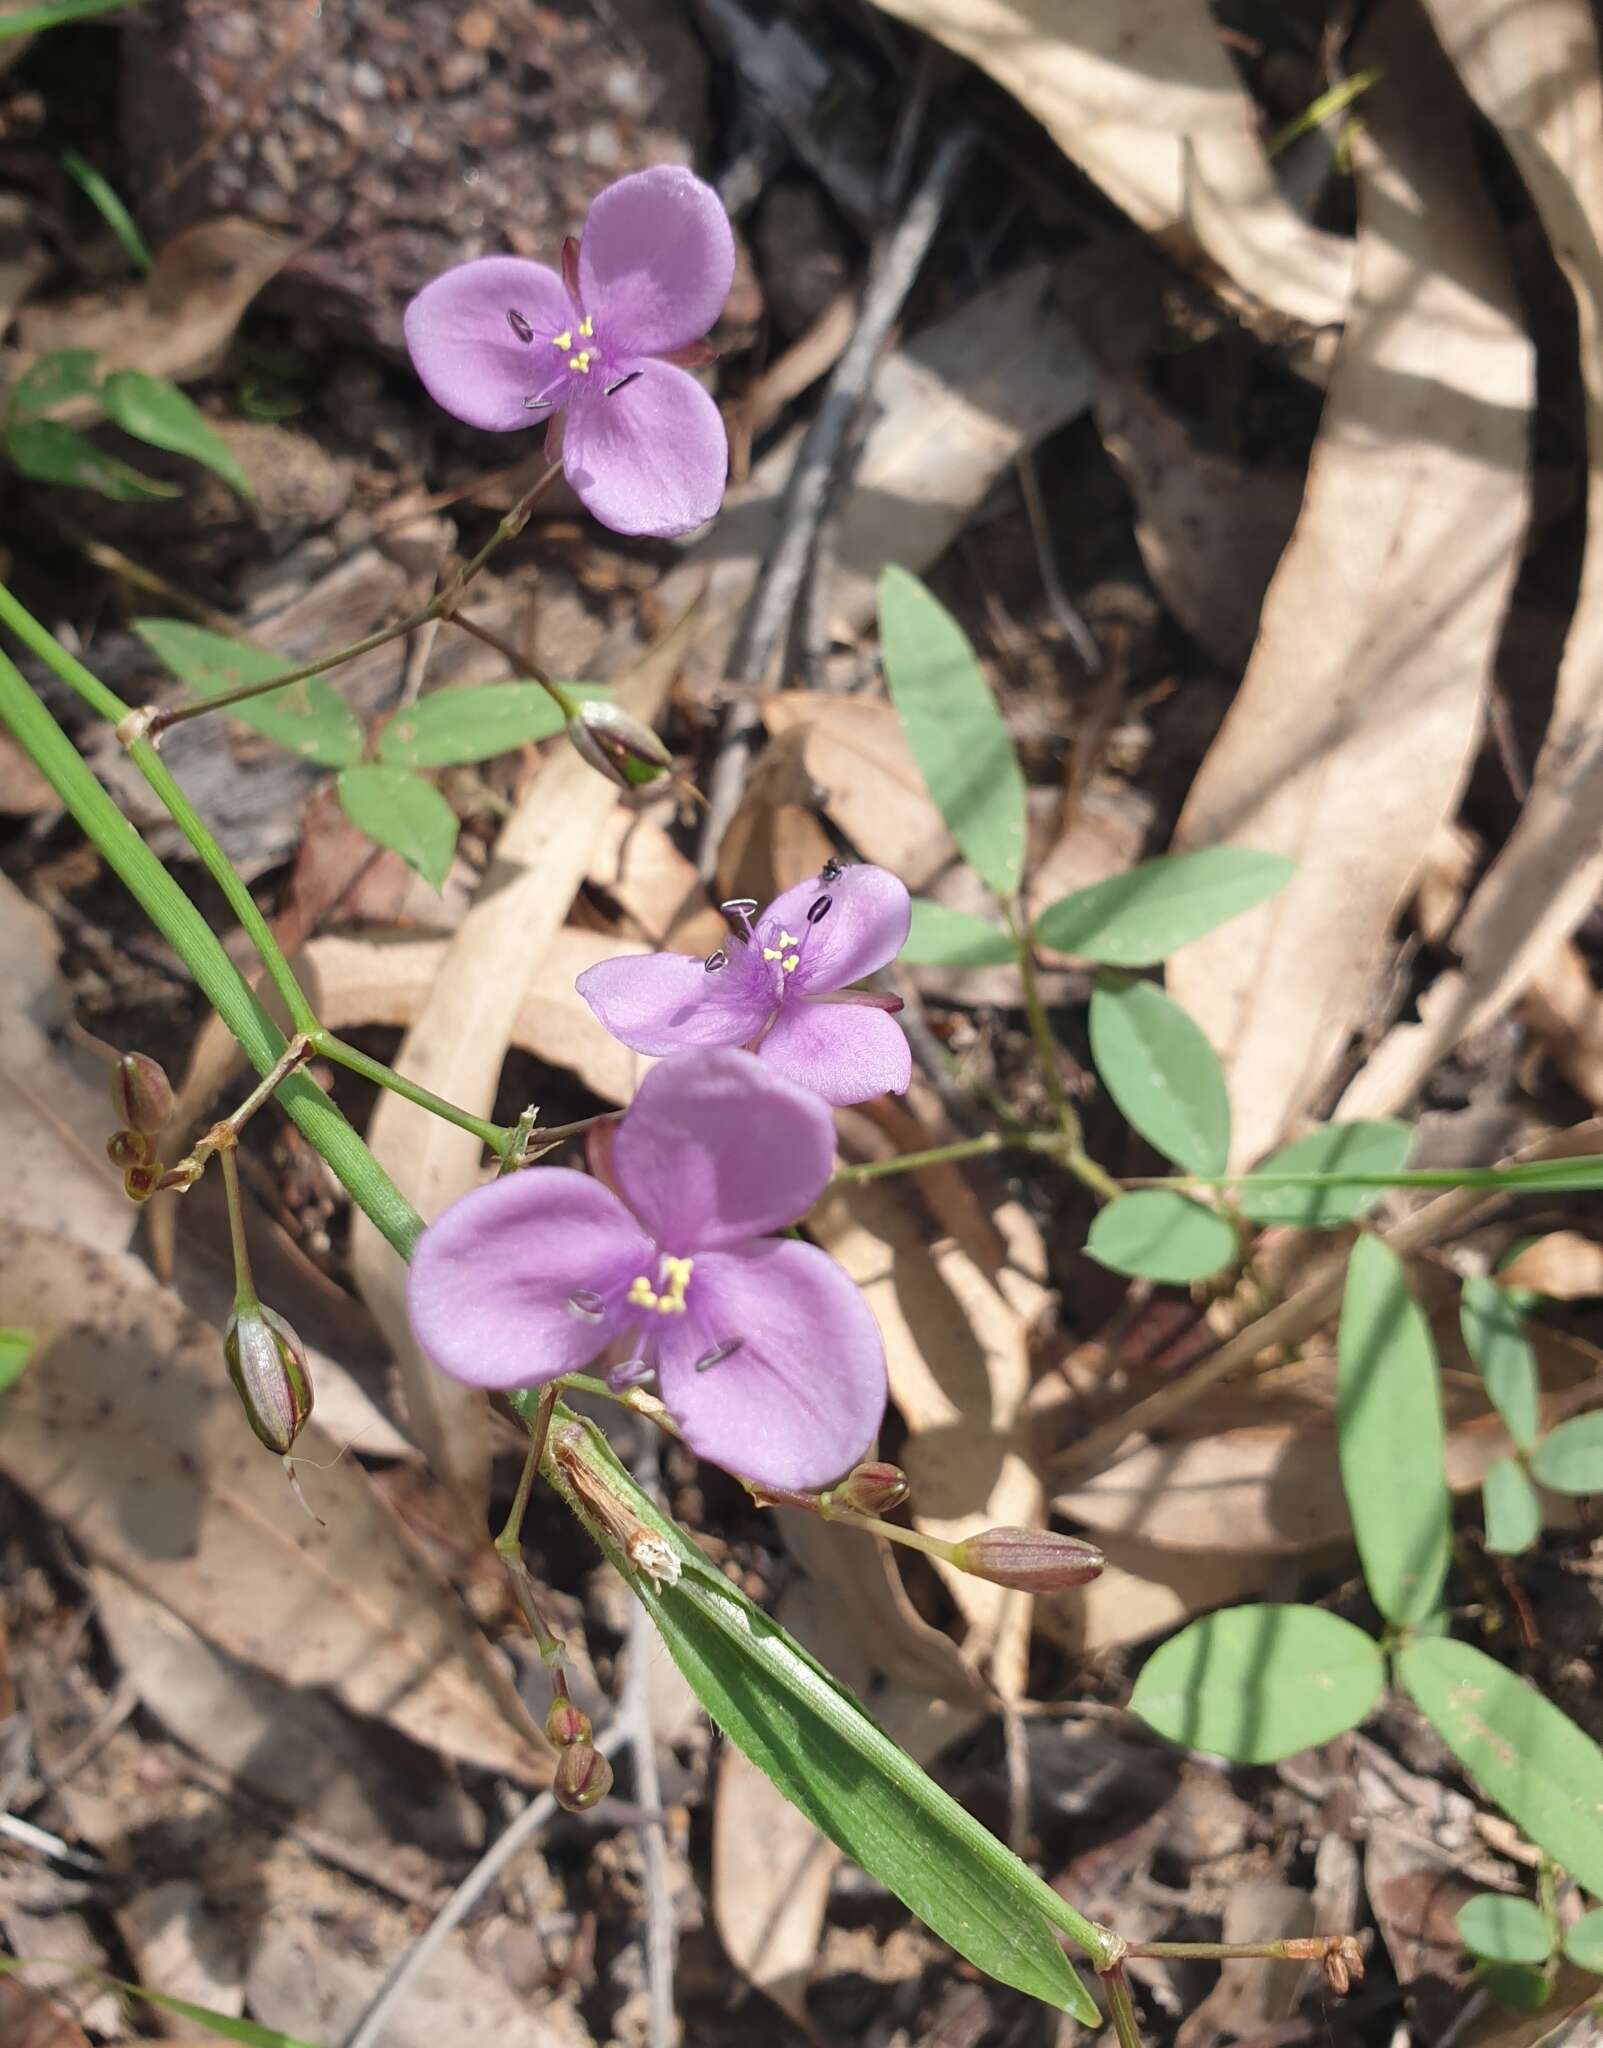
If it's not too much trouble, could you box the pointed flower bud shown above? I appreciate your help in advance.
[567,699,674,790]
[832,1460,910,1517]
[553,1740,613,1812]
[224,1304,314,1455]
[545,1697,592,1749]
[107,1128,151,1171]
[111,1052,175,1135]
[949,1527,1105,1593]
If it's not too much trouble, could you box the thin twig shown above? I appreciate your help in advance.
[697,125,974,876]
[1014,449,1100,675]
[339,1726,630,2048]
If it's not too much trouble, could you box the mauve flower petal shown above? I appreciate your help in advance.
[611,1049,834,1252]
[407,1168,652,1389]
[404,257,574,432]
[562,359,727,538]
[657,1240,886,1491]
[765,865,912,994]
[757,998,911,1105]
[575,952,768,1057]
[579,165,734,357]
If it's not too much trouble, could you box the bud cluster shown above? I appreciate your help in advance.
[546,1685,612,1813]
[106,1052,179,1202]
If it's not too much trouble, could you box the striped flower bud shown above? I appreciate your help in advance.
[949,1527,1105,1593]
[224,1304,314,1455]
[545,1697,592,1750]
[111,1052,174,1135]
[833,1460,911,1517]
[553,1741,613,1812]
[568,699,674,790]
[107,1128,151,1171]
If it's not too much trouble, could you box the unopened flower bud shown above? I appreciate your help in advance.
[553,1740,613,1812]
[949,1527,1105,1593]
[567,700,674,790]
[224,1304,313,1455]
[123,1161,161,1203]
[111,1052,174,1135]
[107,1128,151,1171]
[833,1461,910,1517]
[545,1697,592,1749]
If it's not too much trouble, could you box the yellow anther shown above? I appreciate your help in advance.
[568,350,592,373]
[657,1256,693,1315]
[578,314,594,338]
[552,329,573,350]
[782,954,800,973]
[627,1275,659,1310]
[778,930,800,948]
[762,946,783,962]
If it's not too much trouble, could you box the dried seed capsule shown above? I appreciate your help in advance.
[223,1304,314,1455]
[110,1052,175,1136]
[832,1460,910,1517]
[123,1161,161,1203]
[553,1741,614,1812]
[545,1697,593,1750]
[949,1527,1105,1593]
[567,700,673,789]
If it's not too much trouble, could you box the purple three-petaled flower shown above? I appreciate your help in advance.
[576,863,913,1107]
[403,165,734,539]
[407,1050,887,1492]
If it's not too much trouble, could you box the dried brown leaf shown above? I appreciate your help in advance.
[1167,12,1534,1165]
[862,0,1352,329]
[0,1979,91,2048]
[1497,1230,1603,1299]
[0,1224,547,1782]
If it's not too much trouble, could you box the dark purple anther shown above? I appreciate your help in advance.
[806,894,832,925]
[704,948,728,973]
[566,1288,605,1322]
[695,1338,745,1373]
[506,308,534,343]
[604,371,643,398]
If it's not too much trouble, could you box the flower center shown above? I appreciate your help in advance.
[626,1253,693,1316]
[550,312,597,375]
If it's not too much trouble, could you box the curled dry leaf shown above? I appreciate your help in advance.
[1343,0,1603,1117]
[0,1223,547,1782]
[862,0,1351,331]
[1167,8,1534,1166]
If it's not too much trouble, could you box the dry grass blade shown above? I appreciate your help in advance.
[861,0,1351,328]
[348,617,692,1528]
[1167,7,1534,1166]
[1340,0,1603,1117]
[0,1224,547,1782]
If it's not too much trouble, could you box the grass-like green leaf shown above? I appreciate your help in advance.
[1482,1457,1541,1556]
[1456,1893,1554,1965]
[378,681,602,768]
[1129,1604,1384,1764]
[100,369,252,497]
[878,565,1026,899]
[1234,1120,1412,1227]
[9,418,179,500]
[1086,1189,1237,1283]
[547,1415,1104,2018]
[1460,1274,1540,1451]
[1088,973,1230,1176]
[1032,847,1293,965]
[338,765,458,891]
[134,617,364,768]
[0,1957,317,2046]
[1561,1906,1603,1972]
[1529,1411,1603,1496]
[0,1327,32,1395]
[0,0,146,32]
[900,898,1017,968]
[61,147,152,270]
[1337,1237,1452,1627]
[1397,1636,1603,1897]
[7,347,100,423]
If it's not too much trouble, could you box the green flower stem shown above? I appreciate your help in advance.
[148,458,564,736]
[833,1129,1016,1184]
[1003,899,1123,1205]
[1100,1962,1144,2048]
[0,645,422,1261]
[217,1143,258,1315]
[496,1387,567,1667]
[310,1030,511,1154]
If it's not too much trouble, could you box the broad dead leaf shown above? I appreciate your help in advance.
[115,1879,246,2039]
[348,616,691,1528]
[1167,10,1534,1165]
[1343,0,1603,1116]
[1497,1230,1603,1299]
[10,219,296,402]
[760,693,956,888]
[0,1224,547,1781]
[862,0,1351,330]
[0,1980,91,2048]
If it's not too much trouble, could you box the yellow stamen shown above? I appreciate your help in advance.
[657,1256,693,1315]
[578,314,594,338]
[552,329,573,350]
[627,1275,659,1310]
[568,350,592,374]
[782,954,800,973]
[778,930,800,948]
[762,946,783,962]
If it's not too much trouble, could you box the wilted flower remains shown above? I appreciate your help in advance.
[404,165,734,539]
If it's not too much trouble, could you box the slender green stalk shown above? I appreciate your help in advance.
[1100,1963,1144,2048]
[834,1130,1010,1183]
[311,1031,510,1153]
[218,1145,256,1312]
[496,1389,567,1665]
[0,648,422,1259]
[1003,897,1123,1204]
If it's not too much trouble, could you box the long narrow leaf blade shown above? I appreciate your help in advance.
[547,1415,1103,2019]
[0,1959,319,2048]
